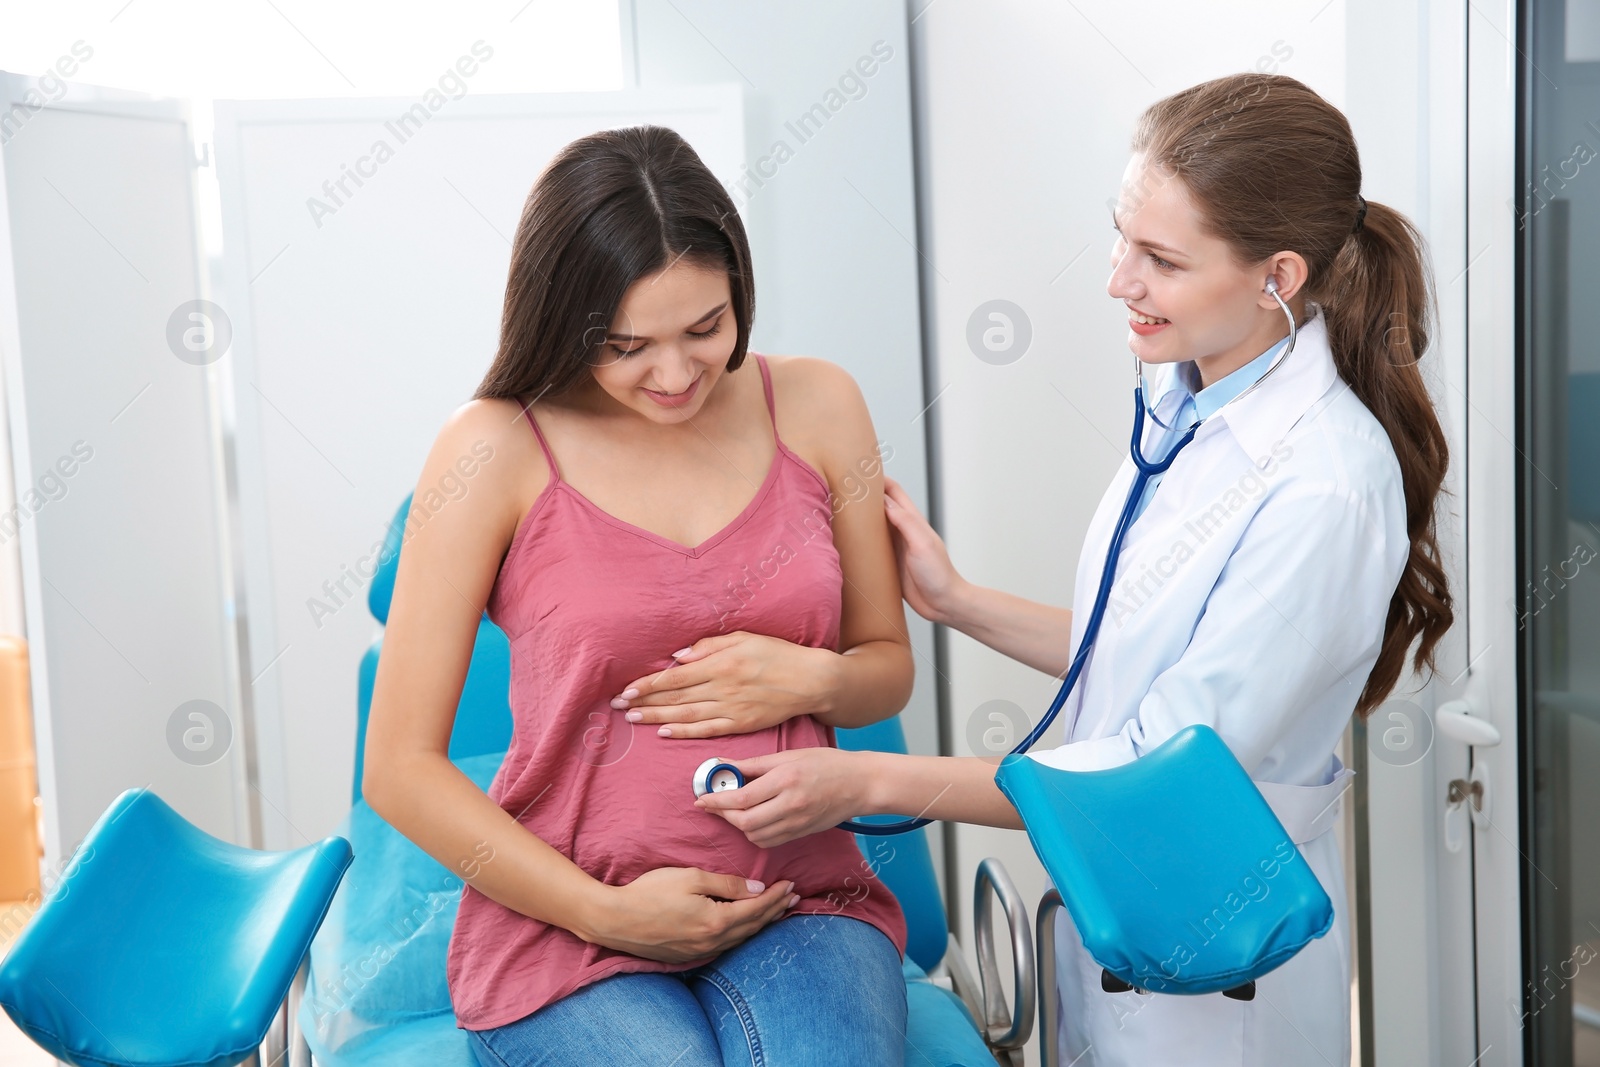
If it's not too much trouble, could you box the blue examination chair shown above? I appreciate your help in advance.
[0,491,1033,1067]
[302,494,1033,1066]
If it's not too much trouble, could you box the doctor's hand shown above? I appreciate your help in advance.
[611,632,834,739]
[586,867,800,964]
[693,748,868,848]
[883,475,967,625]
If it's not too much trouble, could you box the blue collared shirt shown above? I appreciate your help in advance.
[1130,335,1292,522]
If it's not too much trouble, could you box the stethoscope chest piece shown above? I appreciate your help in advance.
[692,757,745,798]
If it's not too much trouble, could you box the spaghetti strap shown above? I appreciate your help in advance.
[753,352,778,445]
[517,399,562,484]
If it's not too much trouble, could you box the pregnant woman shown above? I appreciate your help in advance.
[362,125,912,1065]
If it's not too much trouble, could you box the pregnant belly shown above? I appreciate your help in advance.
[561,710,829,883]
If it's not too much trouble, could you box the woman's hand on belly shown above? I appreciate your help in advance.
[609,632,837,739]
[584,867,800,964]
[693,748,866,847]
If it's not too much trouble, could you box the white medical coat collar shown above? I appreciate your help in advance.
[1142,306,1340,466]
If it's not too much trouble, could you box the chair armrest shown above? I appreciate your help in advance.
[246,955,309,1067]
[931,937,1021,1067]
[911,856,1035,1066]
[287,953,312,1067]
[952,857,1035,1053]
[1035,888,1065,1067]
[974,857,1035,1051]
[937,930,983,1027]
[242,998,286,1067]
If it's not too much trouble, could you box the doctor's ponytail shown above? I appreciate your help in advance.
[1132,73,1454,719]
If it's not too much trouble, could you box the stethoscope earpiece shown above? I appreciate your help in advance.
[692,757,744,799]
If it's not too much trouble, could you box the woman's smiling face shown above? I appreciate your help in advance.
[579,259,738,423]
[1107,152,1303,387]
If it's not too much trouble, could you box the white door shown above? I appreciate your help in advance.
[1463,0,1600,1062]
[1353,1,1600,1062]
[1343,1,1483,1061]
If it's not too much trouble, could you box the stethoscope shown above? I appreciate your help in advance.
[692,758,746,798]
[692,282,1303,835]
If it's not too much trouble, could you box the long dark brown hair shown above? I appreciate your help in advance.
[474,125,755,403]
[1132,73,1454,719]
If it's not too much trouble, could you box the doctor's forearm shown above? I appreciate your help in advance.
[940,580,1073,677]
[858,751,1025,831]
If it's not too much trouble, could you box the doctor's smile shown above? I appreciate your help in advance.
[1127,309,1171,334]
[9,6,1564,1066]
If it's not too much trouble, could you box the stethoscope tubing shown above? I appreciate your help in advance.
[842,395,1190,836]
[837,293,1300,836]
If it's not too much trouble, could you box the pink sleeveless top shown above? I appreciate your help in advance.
[446,352,908,1030]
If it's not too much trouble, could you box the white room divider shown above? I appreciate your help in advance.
[0,74,242,869]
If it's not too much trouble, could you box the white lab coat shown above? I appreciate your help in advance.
[1027,307,1408,1066]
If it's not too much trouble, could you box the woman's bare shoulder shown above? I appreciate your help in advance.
[757,354,879,488]
[425,395,551,531]
[758,352,858,402]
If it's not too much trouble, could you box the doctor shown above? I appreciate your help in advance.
[677,73,1456,1064]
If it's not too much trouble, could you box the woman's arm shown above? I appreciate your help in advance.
[882,476,1074,677]
[363,401,796,962]
[788,356,914,729]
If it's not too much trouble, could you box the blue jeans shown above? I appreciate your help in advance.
[464,914,907,1066]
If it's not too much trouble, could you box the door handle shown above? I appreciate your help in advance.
[1438,699,1497,852]
[1435,699,1502,747]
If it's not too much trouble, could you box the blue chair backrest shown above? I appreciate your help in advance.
[352,494,513,804]
[834,717,952,973]
[355,494,950,972]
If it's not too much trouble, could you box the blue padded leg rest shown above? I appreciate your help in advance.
[994,723,1332,995]
[0,788,352,1067]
